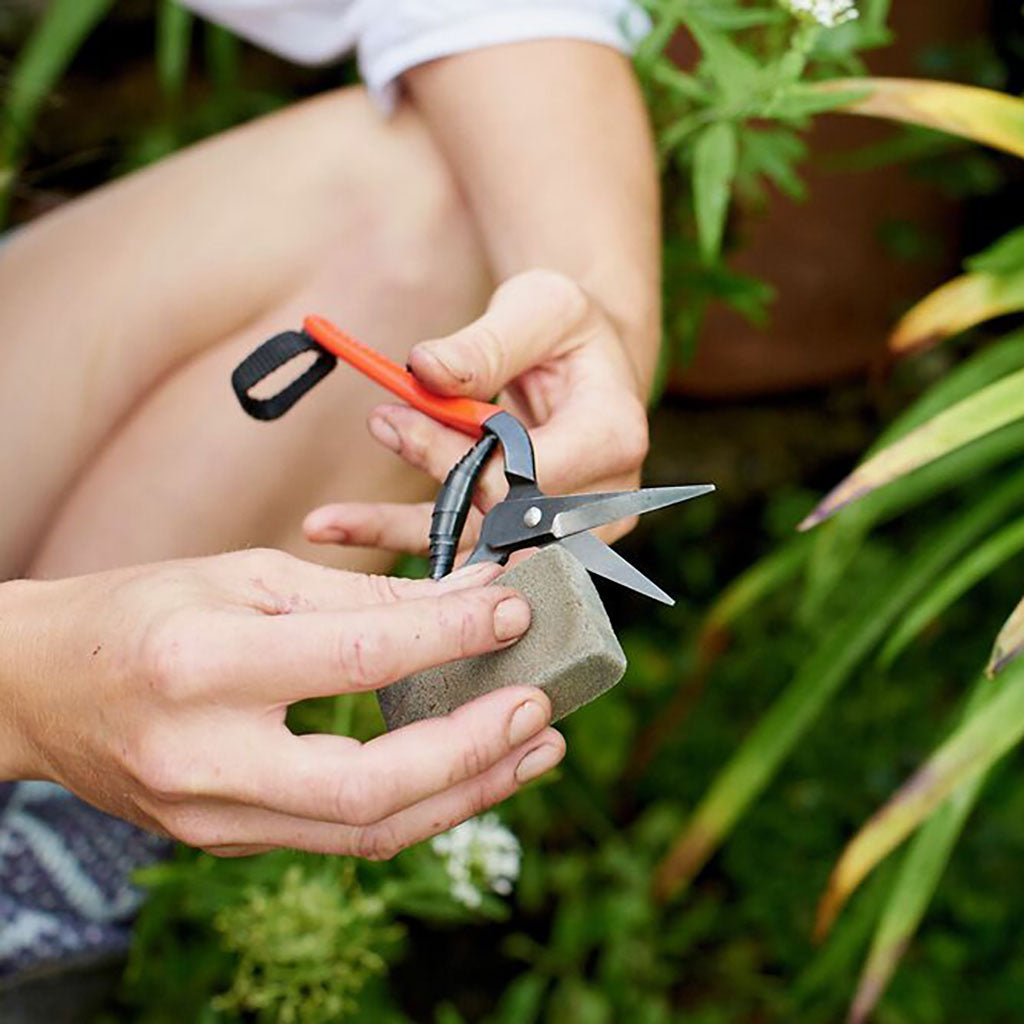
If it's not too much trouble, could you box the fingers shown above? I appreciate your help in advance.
[304,501,483,556]
[209,583,532,702]
[369,392,647,508]
[224,685,555,825]
[368,403,510,510]
[408,270,592,399]
[223,547,500,612]
[170,726,566,858]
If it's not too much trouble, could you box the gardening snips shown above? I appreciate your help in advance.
[231,315,714,605]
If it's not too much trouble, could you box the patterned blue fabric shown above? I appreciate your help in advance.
[0,781,170,978]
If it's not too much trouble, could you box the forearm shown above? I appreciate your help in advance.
[404,40,661,396]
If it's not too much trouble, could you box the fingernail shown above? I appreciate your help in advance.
[515,742,563,784]
[508,699,549,747]
[368,415,401,452]
[303,512,346,542]
[493,596,531,642]
[417,343,471,384]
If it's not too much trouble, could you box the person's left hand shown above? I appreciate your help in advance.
[304,269,651,558]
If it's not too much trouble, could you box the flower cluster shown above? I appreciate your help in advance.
[430,813,522,909]
[780,0,858,28]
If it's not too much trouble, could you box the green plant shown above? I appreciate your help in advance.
[8,2,1024,1021]
[647,53,1024,1016]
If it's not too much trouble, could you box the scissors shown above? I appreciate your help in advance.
[231,315,714,605]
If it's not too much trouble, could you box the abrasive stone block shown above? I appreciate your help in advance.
[377,545,627,730]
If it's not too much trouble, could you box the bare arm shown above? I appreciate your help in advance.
[405,39,661,391]
[307,40,663,554]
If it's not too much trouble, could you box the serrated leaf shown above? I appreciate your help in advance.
[986,594,1024,676]
[692,121,738,263]
[890,267,1024,354]
[739,127,808,199]
[814,77,1024,158]
[801,365,1024,529]
[816,656,1024,939]
[684,18,761,102]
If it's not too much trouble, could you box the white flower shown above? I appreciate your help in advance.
[430,813,522,910]
[780,0,858,28]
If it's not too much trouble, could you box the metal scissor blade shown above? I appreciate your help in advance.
[551,484,714,541]
[559,531,675,606]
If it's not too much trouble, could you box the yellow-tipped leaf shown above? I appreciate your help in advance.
[890,269,1024,355]
[816,77,1024,158]
[801,366,1024,529]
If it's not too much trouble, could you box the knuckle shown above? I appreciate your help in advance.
[138,612,208,704]
[331,769,380,826]
[365,573,403,605]
[234,546,291,575]
[466,776,497,819]
[166,815,212,850]
[459,737,490,782]
[612,398,650,471]
[517,269,590,329]
[334,628,387,690]
[469,323,507,388]
[352,821,404,861]
[130,733,188,801]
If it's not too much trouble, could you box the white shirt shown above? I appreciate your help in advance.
[181,0,650,108]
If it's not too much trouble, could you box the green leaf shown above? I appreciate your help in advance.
[157,0,194,102]
[764,82,868,120]
[986,594,1024,676]
[738,127,808,200]
[847,678,996,1023]
[815,77,1024,159]
[653,474,1024,901]
[965,224,1024,275]
[684,19,761,103]
[890,268,1024,354]
[881,509,1024,667]
[692,121,738,263]
[0,0,113,219]
[801,331,1024,619]
[491,973,548,1024]
[801,364,1024,529]
[697,532,814,658]
[817,656,1024,937]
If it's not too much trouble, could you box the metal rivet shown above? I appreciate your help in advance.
[523,506,542,528]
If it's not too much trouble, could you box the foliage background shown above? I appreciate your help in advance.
[4,1,1024,1022]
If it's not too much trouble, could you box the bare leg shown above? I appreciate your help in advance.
[0,88,490,579]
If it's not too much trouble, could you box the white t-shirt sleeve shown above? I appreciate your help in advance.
[356,1,652,109]
[181,1,651,108]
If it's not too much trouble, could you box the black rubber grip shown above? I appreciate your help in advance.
[231,330,337,421]
[429,434,498,579]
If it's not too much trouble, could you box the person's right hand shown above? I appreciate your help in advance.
[0,550,563,858]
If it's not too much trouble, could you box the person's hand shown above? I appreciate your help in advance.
[303,269,651,558]
[0,550,563,857]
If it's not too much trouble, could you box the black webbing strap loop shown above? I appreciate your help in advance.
[231,330,337,421]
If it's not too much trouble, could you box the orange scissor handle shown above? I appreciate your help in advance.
[304,315,498,439]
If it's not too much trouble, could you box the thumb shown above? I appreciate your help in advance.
[409,269,591,398]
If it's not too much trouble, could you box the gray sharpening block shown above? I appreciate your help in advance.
[377,544,627,730]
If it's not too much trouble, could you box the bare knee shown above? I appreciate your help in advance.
[294,89,492,341]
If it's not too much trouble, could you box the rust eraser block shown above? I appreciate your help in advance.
[377,544,627,730]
